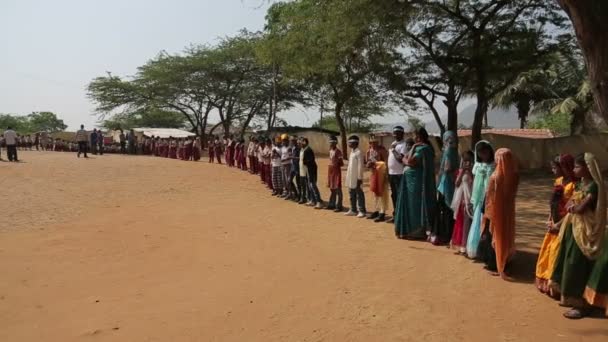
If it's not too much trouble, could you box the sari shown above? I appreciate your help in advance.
[394,143,436,239]
[432,131,459,244]
[551,153,606,307]
[536,155,576,295]
[466,141,495,258]
[483,148,519,275]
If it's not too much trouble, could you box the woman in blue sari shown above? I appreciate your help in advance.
[466,140,495,259]
[394,127,436,240]
[431,131,460,245]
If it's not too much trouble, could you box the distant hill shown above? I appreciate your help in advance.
[378,103,520,134]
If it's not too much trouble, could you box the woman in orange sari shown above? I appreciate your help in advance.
[535,154,576,297]
[482,148,520,280]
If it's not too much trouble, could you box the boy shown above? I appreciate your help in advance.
[366,154,389,222]
[271,137,284,196]
[345,135,366,218]
[327,136,344,212]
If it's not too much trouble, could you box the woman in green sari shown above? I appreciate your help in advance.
[551,153,607,319]
[394,127,436,240]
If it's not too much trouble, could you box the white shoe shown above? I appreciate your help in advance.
[357,212,366,218]
[344,210,357,216]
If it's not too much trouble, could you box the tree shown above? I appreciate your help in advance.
[102,108,186,130]
[419,0,567,148]
[556,1,608,126]
[27,111,68,132]
[263,0,394,157]
[0,114,29,132]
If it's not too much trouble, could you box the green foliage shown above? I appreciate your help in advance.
[528,110,571,136]
[0,112,66,133]
[102,109,186,130]
[407,116,425,131]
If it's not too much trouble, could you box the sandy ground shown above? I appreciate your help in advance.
[1,151,606,342]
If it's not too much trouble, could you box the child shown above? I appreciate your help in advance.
[344,135,366,218]
[450,151,475,255]
[326,136,344,211]
[367,154,389,223]
[262,139,273,190]
[271,138,284,196]
[466,141,495,259]
[536,154,575,296]
[192,137,202,161]
[481,148,519,280]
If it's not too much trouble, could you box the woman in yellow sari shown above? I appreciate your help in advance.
[535,154,576,297]
[551,153,607,319]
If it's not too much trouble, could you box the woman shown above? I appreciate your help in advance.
[481,148,520,280]
[394,127,436,240]
[551,153,606,319]
[432,130,459,245]
[466,141,495,259]
[535,154,576,297]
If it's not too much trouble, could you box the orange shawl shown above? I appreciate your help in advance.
[484,148,520,274]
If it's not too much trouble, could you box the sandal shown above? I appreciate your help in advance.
[563,308,588,320]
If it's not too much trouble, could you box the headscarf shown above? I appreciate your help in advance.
[484,148,520,274]
[437,131,459,206]
[559,153,607,260]
[471,140,495,208]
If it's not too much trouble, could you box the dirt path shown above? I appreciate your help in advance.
[0,151,606,341]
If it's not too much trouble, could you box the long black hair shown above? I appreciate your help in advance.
[415,127,430,144]
[475,141,495,164]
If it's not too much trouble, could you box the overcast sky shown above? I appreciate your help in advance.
[0,0,460,131]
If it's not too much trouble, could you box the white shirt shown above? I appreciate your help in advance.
[271,146,282,167]
[345,148,364,189]
[388,140,407,175]
[299,147,308,177]
[3,130,17,145]
[280,146,291,165]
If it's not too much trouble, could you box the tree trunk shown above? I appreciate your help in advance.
[570,107,587,135]
[422,95,445,136]
[516,98,531,129]
[445,83,459,132]
[267,96,274,132]
[558,0,608,125]
[335,102,348,160]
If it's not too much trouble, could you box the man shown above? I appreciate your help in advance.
[97,130,104,155]
[247,137,258,174]
[280,134,295,199]
[301,137,323,209]
[289,136,301,202]
[3,126,18,162]
[119,130,126,154]
[271,137,284,196]
[345,135,366,218]
[90,128,98,155]
[386,126,407,223]
[75,124,88,158]
[326,136,344,212]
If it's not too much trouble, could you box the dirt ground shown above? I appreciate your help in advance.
[1,151,606,342]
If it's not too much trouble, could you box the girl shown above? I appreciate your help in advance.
[394,128,436,240]
[551,153,606,319]
[536,154,576,297]
[192,137,202,161]
[450,150,474,255]
[433,130,459,245]
[481,148,520,280]
[466,141,495,259]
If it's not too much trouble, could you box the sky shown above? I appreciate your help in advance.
[0,0,483,131]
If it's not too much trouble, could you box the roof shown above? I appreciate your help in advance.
[133,128,196,139]
[457,129,556,139]
[264,126,340,136]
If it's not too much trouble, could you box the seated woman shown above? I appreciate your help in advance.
[551,153,606,319]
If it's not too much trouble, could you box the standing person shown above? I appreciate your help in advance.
[263,138,273,190]
[34,133,40,151]
[75,124,89,158]
[345,135,366,218]
[169,138,177,159]
[326,136,344,211]
[247,137,257,174]
[289,136,301,202]
[128,129,137,154]
[301,137,322,209]
[387,126,407,223]
[271,137,284,196]
[297,138,309,204]
[450,150,475,255]
[431,131,460,245]
[536,154,576,297]
[227,134,236,167]
[466,141,495,258]
[280,134,294,199]
[551,153,606,319]
[97,130,104,155]
[119,130,127,154]
[365,135,388,164]
[367,154,390,222]
[258,138,266,183]
[481,148,520,280]
[394,127,436,239]
[90,129,98,155]
[193,137,202,161]
[3,126,19,162]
